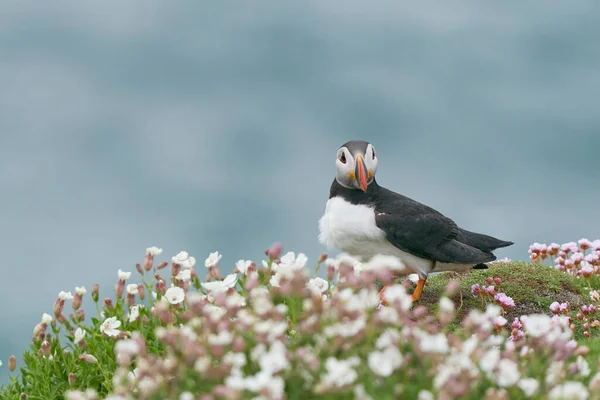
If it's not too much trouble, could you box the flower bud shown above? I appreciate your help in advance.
[38,341,51,357]
[117,279,127,299]
[171,263,181,277]
[318,253,328,263]
[8,355,16,372]
[78,353,99,364]
[445,280,460,297]
[103,298,114,312]
[138,284,145,300]
[327,265,335,281]
[144,253,154,271]
[266,242,283,260]
[136,263,144,275]
[233,336,246,353]
[156,280,167,295]
[92,284,99,302]
[157,261,168,270]
[53,298,65,317]
[68,372,76,386]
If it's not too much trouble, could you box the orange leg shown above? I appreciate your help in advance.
[378,277,428,306]
[378,284,389,306]
[411,277,427,302]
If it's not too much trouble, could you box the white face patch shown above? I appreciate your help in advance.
[334,144,378,190]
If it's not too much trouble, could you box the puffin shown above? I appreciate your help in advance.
[318,140,513,303]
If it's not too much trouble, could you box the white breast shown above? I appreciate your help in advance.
[318,196,441,277]
[318,196,386,257]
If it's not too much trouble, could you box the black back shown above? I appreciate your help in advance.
[329,178,512,263]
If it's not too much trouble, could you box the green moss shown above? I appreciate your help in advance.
[408,261,592,338]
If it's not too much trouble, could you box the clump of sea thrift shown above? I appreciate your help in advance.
[3,243,600,399]
[471,277,515,312]
[529,239,600,280]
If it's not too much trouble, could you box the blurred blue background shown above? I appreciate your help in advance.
[1,0,599,384]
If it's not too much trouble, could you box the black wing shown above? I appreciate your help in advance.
[374,190,496,264]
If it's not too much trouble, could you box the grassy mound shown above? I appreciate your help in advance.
[416,261,590,336]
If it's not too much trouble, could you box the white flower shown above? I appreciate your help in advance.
[75,286,86,295]
[179,392,194,400]
[165,286,185,304]
[574,355,591,377]
[126,284,138,295]
[439,297,455,313]
[226,291,247,308]
[362,254,406,271]
[74,328,86,345]
[235,260,253,275]
[223,352,247,369]
[324,316,366,338]
[208,331,233,346]
[518,378,539,397]
[201,273,238,293]
[368,347,403,377]
[375,329,400,349]
[380,284,412,311]
[115,339,140,356]
[269,273,282,287]
[307,277,329,295]
[258,340,289,374]
[325,253,362,270]
[175,269,192,282]
[317,356,361,389]
[277,251,308,270]
[479,348,500,376]
[548,381,589,400]
[545,361,565,387]
[520,314,552,337]
[118,269,131,280]
[100,316,122,337]
[42,313,53,324]
[418,390,434,400]
[128,305,140,322]
[171,251,196,269]
[146,246,163,256]
[58,291,74,301]
[354,384,374,400]
[414,330,448,353]
[204,251,222,268]
[495,358,520,387]
[494,316,508,328]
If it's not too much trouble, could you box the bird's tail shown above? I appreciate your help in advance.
[457,228,513,253]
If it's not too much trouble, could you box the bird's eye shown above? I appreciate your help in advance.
[339,152,346,163]
[372,148,376,159]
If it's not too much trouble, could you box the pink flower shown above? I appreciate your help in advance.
[548,243,561,256]
[580,264,594,278]
[561,242,578,253]
[471,284,481,295]
[494,293,515,309]
[511,318,522,330]
[579,238,592,251]
[550,301,560,314]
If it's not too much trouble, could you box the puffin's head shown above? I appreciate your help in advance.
[335,140,378,192]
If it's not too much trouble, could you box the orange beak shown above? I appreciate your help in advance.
[355,154,368,192]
